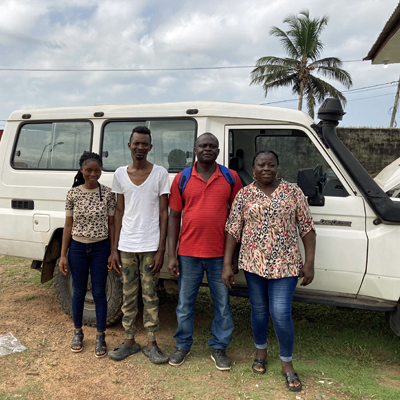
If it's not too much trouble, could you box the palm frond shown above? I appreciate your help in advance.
[270,26,299,58]
[309,76,347,105]
[314,64,353,88]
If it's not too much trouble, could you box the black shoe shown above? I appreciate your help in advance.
[169,347,190,367]
[211,349,231,371]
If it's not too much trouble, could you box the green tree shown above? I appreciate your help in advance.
[250,10,352,119]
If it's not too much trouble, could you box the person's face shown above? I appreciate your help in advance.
[253,153,278,185]
[81,159,102,185]
[194,134,219,164]
[128,132,152,161]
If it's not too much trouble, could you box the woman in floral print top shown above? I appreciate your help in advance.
[222,150,316,392]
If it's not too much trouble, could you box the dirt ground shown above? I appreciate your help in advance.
[0,266,376,400]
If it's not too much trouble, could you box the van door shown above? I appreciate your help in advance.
[224,125,368,297]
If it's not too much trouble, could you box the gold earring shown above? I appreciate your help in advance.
[253,173,257,181]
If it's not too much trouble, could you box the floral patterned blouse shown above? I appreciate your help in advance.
[225,180,315,279]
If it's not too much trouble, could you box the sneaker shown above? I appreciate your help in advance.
[211,349,231,371]
[169,347,190,367]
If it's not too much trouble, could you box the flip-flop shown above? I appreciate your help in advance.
[108,343,141,361]
[252,358,266,374]
[281,371,302,392]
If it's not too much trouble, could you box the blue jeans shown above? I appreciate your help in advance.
[68,239,110,332]
[244,271,298,362]
[174,256,233,351]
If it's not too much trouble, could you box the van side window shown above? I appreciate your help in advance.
[229,128,348,197]
[12,122,92,170]
[255,130,348,197]
[102,119,196,171]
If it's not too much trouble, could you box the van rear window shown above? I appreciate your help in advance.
[12,122,92,170]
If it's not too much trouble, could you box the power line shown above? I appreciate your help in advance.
[0,59,365,72]
[347,92,395,102]
[262,81,398,105]
[0,66,254,72]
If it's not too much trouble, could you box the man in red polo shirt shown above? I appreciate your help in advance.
[167,132,242,370]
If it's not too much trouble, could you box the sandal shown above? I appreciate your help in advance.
[71,329,84,353]
[252,358,266,374]
[281,371,302,392]
[95,333,107,358]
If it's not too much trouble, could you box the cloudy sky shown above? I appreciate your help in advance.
[0,0,399,128]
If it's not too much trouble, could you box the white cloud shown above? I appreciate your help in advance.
[0,0,398,127]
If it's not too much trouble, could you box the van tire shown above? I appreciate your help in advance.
[390,303,400,336]
[53,259,123,327]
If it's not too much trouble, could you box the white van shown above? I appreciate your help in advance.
[1,99,399,334]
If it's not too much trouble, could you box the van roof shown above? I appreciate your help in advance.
[8,100,314,126]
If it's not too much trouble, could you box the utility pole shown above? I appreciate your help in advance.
[390,75,400,128]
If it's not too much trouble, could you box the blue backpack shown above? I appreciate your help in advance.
[178,164,235,198]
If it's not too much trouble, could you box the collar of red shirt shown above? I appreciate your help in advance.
[191,161,222,179]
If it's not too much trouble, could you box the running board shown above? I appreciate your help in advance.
[229,287,396,312]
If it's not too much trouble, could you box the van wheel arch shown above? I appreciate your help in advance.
[41,228,63,284]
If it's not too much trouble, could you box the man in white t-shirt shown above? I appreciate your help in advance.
[108,126,170,364]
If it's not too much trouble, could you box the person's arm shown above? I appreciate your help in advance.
[298,230,316,286]
[295,186,316,286]
[107,215,115,271]
[167,209,181,278]
[222,233,238,289]
[150,194,168,274]
[111,193,124,274]
[59,216,73,275]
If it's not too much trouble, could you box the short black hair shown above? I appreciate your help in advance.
[129,126,152,143]
[252,150,279,166]
[72,151,102,188]
[195,132,219,147]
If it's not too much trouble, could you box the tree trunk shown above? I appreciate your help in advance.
[298,80,304,112]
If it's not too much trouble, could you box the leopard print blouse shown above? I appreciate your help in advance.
[65,184,116,240]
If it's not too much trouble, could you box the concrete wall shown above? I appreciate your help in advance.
[336,127,400,176]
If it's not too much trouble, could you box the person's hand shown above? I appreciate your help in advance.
[107,255,113,271]
[150,250,164,275]
[222,264,235,289]
[298,261,314,286]
[168,255,179,278]
[111,250,122,274]
[59,256,68,276]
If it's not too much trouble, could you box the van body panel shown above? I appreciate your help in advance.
[0,100,399,314]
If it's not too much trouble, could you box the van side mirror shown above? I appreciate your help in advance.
[297,169,325,206]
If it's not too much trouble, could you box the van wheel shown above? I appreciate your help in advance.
[390,303,400,336]
[53,259,123,327]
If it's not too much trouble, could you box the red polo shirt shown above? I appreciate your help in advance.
[169,162,242,258]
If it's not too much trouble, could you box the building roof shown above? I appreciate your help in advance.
[364,2,400,64]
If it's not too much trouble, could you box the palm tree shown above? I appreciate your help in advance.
[250,10,352,119]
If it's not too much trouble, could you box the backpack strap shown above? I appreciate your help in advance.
[178,166,193,196]
[218,164,235,195]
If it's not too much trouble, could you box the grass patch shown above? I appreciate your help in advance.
[0,383,43,400]
[0,255,47,288]
[157,288,400,400]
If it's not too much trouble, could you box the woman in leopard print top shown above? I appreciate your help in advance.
[59,152,116,358]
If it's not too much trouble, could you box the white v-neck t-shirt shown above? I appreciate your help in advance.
[112,164,170,252]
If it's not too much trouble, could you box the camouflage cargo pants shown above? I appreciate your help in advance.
[120,251,160,341]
